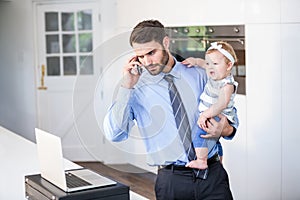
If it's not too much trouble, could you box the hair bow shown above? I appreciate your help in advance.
[209,42,223,50]
[207,42,235,64]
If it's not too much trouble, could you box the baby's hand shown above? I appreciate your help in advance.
[181,57,197,67]
[197,115,207,130]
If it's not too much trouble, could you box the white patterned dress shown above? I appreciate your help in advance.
[193,74,238,149]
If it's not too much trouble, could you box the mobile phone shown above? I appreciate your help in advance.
[131,64,143,75]
[130,57,143,75]
[136,65,143,75]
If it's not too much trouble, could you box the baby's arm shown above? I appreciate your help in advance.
[198,84,234,129]
[182,57,206,68]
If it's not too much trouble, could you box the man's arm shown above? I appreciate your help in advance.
[103,56,142,141]
[220,120,236,137]
[103,87,135,142]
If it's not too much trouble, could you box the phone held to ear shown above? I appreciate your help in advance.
[130,64,143,75]
[130,57,143,75]
[136,65,143,75]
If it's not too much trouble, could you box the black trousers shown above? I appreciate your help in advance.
[155,162,233,200]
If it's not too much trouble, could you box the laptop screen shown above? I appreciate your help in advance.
[35,128,68,190]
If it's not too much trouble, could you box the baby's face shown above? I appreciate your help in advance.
[205,51,231,80]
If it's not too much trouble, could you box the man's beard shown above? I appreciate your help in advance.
[145,50,169,76]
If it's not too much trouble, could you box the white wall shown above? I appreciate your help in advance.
[281,24,300,200]
[116,0,245,28]
[245,0,300,199]
[278,1,300,199]
[0,0,37,141]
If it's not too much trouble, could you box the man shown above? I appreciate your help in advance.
[103,19,238,200]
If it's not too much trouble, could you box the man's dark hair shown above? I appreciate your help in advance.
[129,19,167,46]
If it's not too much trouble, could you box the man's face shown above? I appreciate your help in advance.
[132,40,169,75]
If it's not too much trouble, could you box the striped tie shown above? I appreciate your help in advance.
[164,74,195,161]
[164,74,209,179]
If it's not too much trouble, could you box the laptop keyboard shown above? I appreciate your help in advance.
[65,172,92,188]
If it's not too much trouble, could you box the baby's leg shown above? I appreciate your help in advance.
[185,147,208,169]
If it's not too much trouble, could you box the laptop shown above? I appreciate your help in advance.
[35,128,117,193]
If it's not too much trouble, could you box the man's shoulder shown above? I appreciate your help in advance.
[175,62,207,79]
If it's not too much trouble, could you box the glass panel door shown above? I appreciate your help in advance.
[44,9,94,76]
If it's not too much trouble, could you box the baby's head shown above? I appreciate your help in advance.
[206,41,237,67]
[205,41,237,80]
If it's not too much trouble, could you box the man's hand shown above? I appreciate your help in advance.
[200,114,233,139]
[121,56,142,89]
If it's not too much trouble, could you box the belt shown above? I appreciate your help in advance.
[158,153,220,170]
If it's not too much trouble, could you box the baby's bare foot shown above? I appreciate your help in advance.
[185,160,208,170]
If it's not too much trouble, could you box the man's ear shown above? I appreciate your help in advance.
[163,36,170,49]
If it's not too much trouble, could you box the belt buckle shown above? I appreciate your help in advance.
[193,168,209,180]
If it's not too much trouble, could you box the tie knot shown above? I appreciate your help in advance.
[164,74,174,84]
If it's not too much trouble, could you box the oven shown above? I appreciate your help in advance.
[166,25,246,95]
